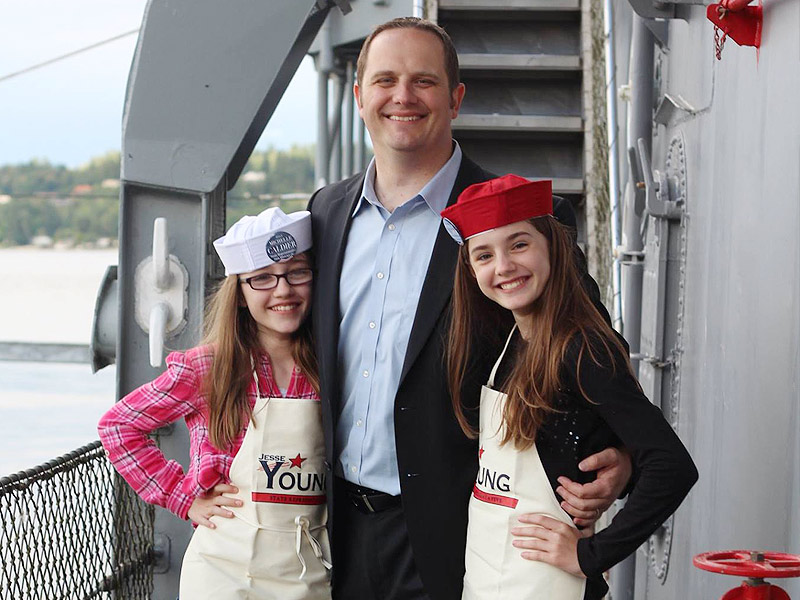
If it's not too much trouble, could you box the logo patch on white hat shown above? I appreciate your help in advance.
[265,231,298,262]
[213,208,312,275]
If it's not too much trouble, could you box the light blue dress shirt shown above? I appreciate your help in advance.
[336,143,463,495]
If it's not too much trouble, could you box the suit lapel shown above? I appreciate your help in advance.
[317,174,364,412]
[399,156,490,386]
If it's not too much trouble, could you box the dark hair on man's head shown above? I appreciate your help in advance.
[355,17,460,94]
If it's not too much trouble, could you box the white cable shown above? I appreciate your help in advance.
[0,29,139,84]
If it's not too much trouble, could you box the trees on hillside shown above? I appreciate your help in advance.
[0,146,316,246]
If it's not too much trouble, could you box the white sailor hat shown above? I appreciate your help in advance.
[213,207,312,276]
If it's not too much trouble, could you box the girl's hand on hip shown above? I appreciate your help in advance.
[188,483,242,529]
[511,514,585,578]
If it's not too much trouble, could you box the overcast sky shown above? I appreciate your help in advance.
[0,0,318,168]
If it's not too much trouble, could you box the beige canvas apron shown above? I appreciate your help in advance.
[180,375,331,600]
[463,328,587,599]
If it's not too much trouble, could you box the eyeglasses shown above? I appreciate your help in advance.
[239,268,313,290]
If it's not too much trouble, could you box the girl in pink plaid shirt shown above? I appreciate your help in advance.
[99,208,331,598]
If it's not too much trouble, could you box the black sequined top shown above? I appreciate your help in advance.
[494,328,698,599]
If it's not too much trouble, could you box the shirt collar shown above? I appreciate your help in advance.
[353,141,463,217]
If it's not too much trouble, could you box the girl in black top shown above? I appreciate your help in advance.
[442,174,698,599]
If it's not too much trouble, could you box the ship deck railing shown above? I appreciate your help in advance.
[0,441,154,599]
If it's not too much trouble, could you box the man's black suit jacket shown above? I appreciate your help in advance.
[307,155,603,600]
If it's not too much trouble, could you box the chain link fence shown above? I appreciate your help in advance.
[0,441,154,600]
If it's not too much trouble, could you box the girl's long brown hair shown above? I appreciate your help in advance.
[201,257,319,450]
[447,216,630,450]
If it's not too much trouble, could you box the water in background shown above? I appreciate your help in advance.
[0,361,116,476]
[0,247,118,477]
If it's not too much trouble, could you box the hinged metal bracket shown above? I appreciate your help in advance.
[627,0,708,22]
[654,93,698,126]
[636,138,683,220]
[644,19,670,48]
[627,0,676,20]
[316,0,352,14]
[630,352,675,369]
[614,246,646,266]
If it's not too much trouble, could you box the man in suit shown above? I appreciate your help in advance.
[308,17,631,600]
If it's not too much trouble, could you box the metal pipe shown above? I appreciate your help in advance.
[608,13,655,600]
[344,60,355,176]
[328,72,345,182]
[622,14,654,371]
[413,0,424,18]
[356,115,366,172]
[316,68,329,187]
[604,0,623,332]
[315,15,333,187]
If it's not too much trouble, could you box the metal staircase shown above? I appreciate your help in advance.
[438,0,588,212]
[308,0,606,278]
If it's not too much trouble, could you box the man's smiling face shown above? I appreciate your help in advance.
[354,27,465,162]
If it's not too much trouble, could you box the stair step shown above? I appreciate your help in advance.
[492,177,583,195]
[439,0,590,235]
[459,53,581,71]
[453,114,583,133]
[459,77,582,118]
[456,135,584,185]
[440,0,580,10]
[548,178,585,194]
[446,20,580,57]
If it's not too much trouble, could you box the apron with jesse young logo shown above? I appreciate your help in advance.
[462,327,587,599]
[180,372,331,600]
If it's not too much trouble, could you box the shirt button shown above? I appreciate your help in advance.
[369,321,376,329]
[350,465,357,474]
[376,272,384,279]
[356,419,363,427]
[388,224,396,231]
[362,370,369,378]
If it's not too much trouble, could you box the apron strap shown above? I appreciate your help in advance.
[252,363,263,402]
[487,325,518,389]
[294,515,332,580]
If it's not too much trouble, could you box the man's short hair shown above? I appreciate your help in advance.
[355,17,461,94]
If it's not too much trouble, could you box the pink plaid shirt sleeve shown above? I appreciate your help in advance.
[98,350,209,519]
[98,347,319,520]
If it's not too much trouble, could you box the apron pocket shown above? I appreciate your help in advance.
[247,525,331,600]
[464,493,513,576]
[180,519,257,598]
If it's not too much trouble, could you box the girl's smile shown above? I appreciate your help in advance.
[497,276,530,291]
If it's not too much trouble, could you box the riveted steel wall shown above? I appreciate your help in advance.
[612,0,800,597]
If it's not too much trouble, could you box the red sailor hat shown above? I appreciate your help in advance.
[441,174,552,245]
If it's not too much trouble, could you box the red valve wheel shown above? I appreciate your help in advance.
[694,551,800,579]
